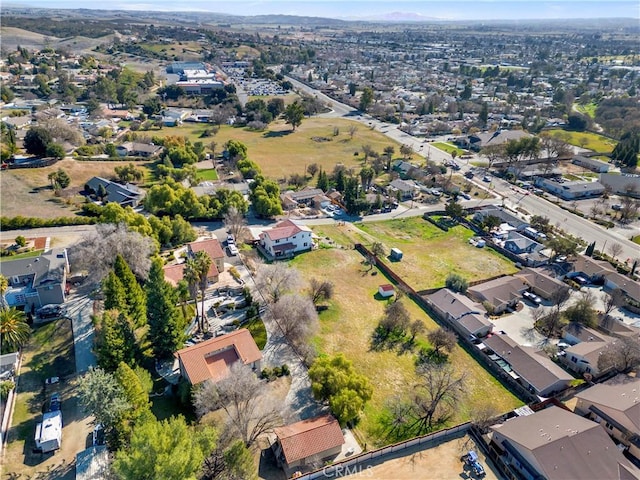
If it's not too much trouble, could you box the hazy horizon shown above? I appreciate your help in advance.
[5,1,639,21]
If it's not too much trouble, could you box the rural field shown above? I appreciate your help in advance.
[290,239,522,447]
[0,158,153,218]
[150,117,409,179]
[3,319,91,480]
[315,218,518,291]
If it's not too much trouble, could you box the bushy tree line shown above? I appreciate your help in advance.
[0,215,96,231]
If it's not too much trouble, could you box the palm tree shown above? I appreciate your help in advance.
[1,308,30,352]
[183,259,201,329]
[0,274,8,311]
[194,251,212,333]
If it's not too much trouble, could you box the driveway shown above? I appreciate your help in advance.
[490,301,548,348]
[63,286,97,374]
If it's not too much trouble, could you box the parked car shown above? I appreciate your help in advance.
[45,376,60,385]
[574,275,589,286]
[483,175,491,182]
[92,424,105,446]
[37,305,63,319]
[523,291,542,305]
[464,171,474,179]
[612,204,622,211]
[228,244,239,256]
[459,192,471,200]
[226,234,235,245]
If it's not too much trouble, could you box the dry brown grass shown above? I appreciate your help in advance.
[0,159,152,218]
[291,244,522,447]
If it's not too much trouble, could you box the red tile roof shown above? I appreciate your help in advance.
[188,238,225,260]
[176,329,262,385]
[162,263,185,287]
[262,219,309,242]
[379,284,394,292]
[274,414,344,465]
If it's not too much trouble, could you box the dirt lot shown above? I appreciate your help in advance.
[336,434,500,480]
[0,159,149,219]
[3,320,92,480]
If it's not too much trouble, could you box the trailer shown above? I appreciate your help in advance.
[35,410,62,453]
[390,248,403,261]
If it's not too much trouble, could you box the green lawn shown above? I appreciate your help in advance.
[197,168,219,181]
[151,118,415,179]
[546,129,617,153]
[1,249,44,260]
[245,316,267,350]
[431,142,467,157]
[573,102,597,119]
[291,233,522,446]
[353,218,518,290]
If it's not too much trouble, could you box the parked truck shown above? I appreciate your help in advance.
[35,410,62,453]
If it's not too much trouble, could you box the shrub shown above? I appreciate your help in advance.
[0,380,15,400]
[445,273,468,293]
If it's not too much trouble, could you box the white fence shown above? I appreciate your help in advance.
[296,422,471,480]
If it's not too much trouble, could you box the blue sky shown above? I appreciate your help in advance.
[9,1,639,20]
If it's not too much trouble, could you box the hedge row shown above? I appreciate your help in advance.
[0,215,96,230]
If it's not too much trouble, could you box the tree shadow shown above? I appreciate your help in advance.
[262,130,293,138]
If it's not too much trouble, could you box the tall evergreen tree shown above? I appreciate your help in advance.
[103,270,127,312]
[114,254,147,328]
[96,311,138,371]
[316,169,329,192]
[114,362,153,442]
[146,257,185,358]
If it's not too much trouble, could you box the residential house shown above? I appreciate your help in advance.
[503,231,543,255]
[483,334,574,396]
[116,142,163,158]
[0,248,69,309]
[187,238,226,277]
[85,177,143,207]
[570,255,617,283]
[605,272,640,305]
[1,115,32,130]
[378,284,395,298]
[489,406,639,480]
[387,178,418,200]
[426,288,493,338]
[161,108,189,127]
[460,129,530,152]
[514,267,569,300]
[176,329,262,385]
[467,276,528,314]
[162,263,186,288]
[473,206,529,231]
[534,177,605,200]
[561,324,617,377]
[572,155,610,173]
[280,187,325,208]
[259,219,312,259]
[392,160,418,177]
[271,414,345,474]
[574,376,640,460]
[599,173,640,198]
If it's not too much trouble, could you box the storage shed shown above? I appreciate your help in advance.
[378,284,395,298]
[390,248,403,261]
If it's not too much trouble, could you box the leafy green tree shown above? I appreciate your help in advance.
[14,235,26,247]
[359,87,374,112]
[308,353,373,425]
[222,440,258,480]
[445,200,464,220]
[267,97,285,118]
[115,163,144,183]
[250,178,283,218]
[46,143,65,159]
[316,169,329,191]
[114,254,147,328]
[0,308,30,353]
[445,273,468,293]
[283,101,304,131]
[225,140,248,161]
[147,257,185,358]
[545,236,580,258]
[479,102,488,127]
[95,310,138,371]
[24,126,52,156]
[78,367,131,448]
[112,415,216,480]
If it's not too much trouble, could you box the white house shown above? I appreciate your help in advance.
[259,219,312,258]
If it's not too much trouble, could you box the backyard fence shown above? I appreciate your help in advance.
[295,422,471,480]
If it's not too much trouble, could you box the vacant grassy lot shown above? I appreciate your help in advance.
[0,158,154,218]
[573,102,597,119]
[4,319,91,480]
[291,245,522,447]
[323,218,518,291]
[151,118,408,179]
[546,129,617,153]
